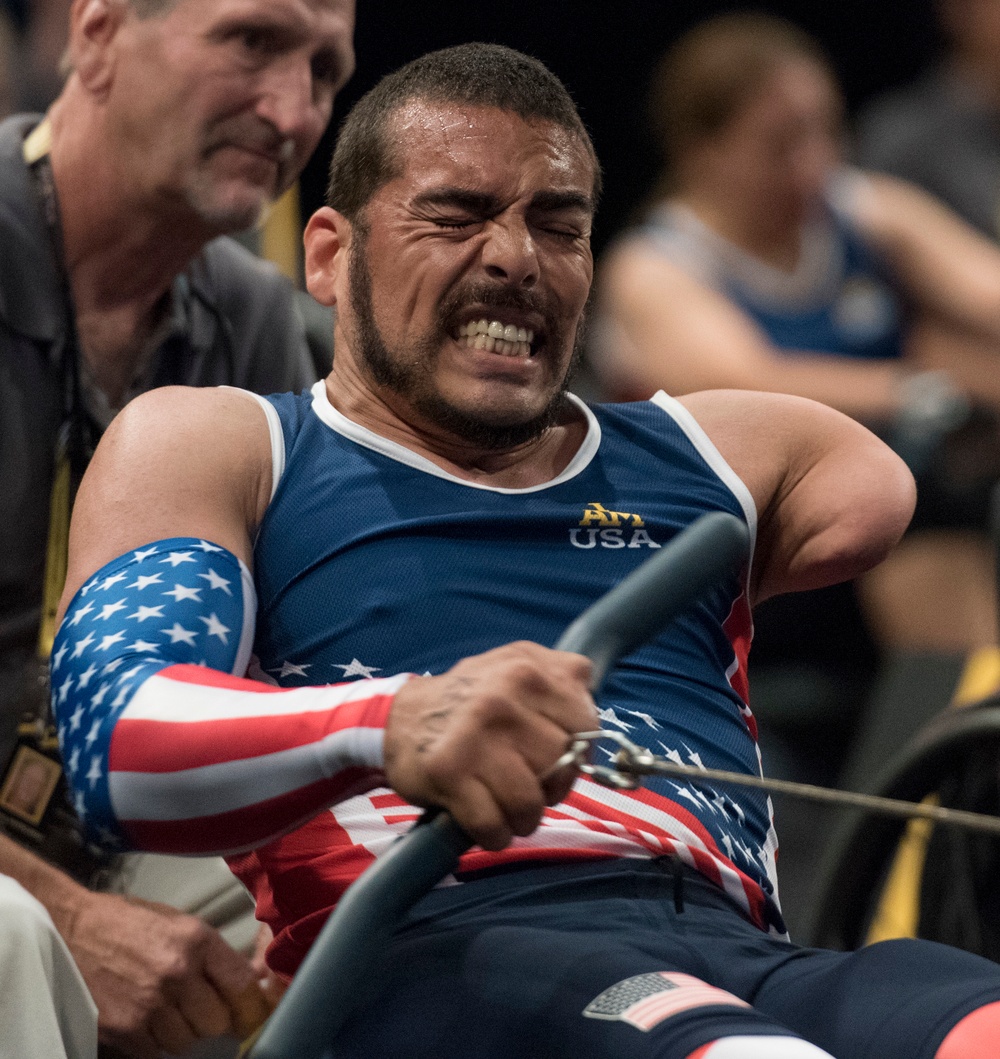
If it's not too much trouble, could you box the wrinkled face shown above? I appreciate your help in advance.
[339,102,596,449]
[109,0,355,231]
[702,58,842,229]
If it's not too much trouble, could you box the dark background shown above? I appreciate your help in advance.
[301,0,944,257]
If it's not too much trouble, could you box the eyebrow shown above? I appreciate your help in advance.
[412,187,594,215]
[530,190,594,214]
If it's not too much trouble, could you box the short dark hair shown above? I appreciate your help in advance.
[327,42,601,221]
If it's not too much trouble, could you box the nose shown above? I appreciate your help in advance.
[481,215,539,289]
[255,56,327,145]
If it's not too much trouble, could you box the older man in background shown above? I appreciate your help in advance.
[0,0,355,1055]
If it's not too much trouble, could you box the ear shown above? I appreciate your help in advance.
[304,207,353,307]
[68,0,129,95]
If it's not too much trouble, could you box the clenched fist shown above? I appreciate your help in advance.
[384,642,597,850]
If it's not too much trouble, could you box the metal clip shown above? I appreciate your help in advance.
[551,729,658,791]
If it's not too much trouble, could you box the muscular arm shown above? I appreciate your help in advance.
[61,385,271,582]
[678,390,916,604]
[596,241,903,419]
[55,386,596,857]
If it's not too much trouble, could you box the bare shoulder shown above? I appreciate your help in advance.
[675,389,915,600]
[674,389,840,501]
[599,236,705,305]
[103,385,272,461]
[677,386,910,485]
[62,387,275,604]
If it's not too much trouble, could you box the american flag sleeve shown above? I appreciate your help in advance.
[51,538,407,856]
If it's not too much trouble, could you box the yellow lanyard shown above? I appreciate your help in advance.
[36,433,72,660]
[24,119,87,661]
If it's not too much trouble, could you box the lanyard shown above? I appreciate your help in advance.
[23,118,100,660]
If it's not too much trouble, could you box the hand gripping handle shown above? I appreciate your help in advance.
[248,511,750,1058]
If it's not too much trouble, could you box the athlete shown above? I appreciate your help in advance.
[51,43,1000,1059]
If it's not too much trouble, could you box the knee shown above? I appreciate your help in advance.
[936,1000,1000,1059]
[0,874,63,957]
[688,1038,834,1058]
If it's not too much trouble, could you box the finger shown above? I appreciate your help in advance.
[171,974,232,1039]
[148,1003,198,1056]
[201,934,269,1039]
[229,980,273,1039]
[100,1029,159,1059]
[248,923,272,980]
[502,647,598,733]
[541,758,580,806]
[443,776,516,851]
[261,971,287,1011]
[512,642,594,694]
[503,708,585,779]
[474,748,550,838]
[553,647,595,688]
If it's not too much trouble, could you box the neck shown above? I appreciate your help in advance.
[48,96,212,313]
[324,360,588,490]
[45,93,217,404]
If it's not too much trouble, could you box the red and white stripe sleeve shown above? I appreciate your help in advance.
[52,538,411,856]
[108,664,408,855]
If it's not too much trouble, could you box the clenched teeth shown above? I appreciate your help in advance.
[458,319,535,358]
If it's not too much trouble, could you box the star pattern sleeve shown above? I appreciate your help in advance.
[51,539,408,856]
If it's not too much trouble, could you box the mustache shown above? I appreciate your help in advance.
[439,281,552,333]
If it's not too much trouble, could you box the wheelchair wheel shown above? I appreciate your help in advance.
[804,696,1000,956]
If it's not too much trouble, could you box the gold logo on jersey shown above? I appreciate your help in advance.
[571,503,661,550]
[578,502,646,528]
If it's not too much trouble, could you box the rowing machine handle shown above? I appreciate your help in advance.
[248,510,750,1058]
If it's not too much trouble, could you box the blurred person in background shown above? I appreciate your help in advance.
[0,2,22,118]
[591,12,1000,688]
[0,0,354,1054]
[19,0,70,110]
[857,0,1000,543]
[858,0,1000,242]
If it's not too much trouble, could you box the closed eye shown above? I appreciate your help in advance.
[242,24,281,51]
[311,48,345,87]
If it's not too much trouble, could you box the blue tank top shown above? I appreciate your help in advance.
[644,199,905,361]
[249,384,783,934]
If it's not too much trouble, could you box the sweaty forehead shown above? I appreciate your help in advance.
[387,101,595,200]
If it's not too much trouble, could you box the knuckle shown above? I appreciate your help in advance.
[570,653,594,682]
[502,657,549,694]
[421,753,456,792]
[174,916,212,948]
[471,692,518,725]
[157,923,210,978]
[154,950,193,987]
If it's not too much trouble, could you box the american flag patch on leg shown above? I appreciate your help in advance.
[583,972,749,1032]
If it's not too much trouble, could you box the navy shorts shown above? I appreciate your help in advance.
[329,858,1000,1059]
